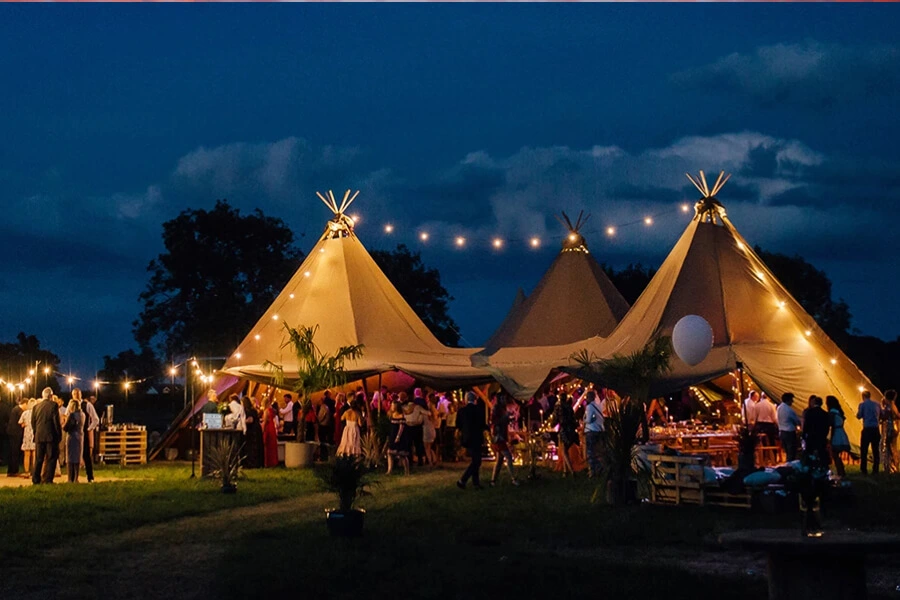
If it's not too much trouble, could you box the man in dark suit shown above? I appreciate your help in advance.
[32,387,62,484]
[6,398,26,477]
[456,391,488,490]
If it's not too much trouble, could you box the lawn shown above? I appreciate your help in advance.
[1,462,898,600]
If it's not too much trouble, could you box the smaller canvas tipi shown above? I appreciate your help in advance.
[479,211,630,355]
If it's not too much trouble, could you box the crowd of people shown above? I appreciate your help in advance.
[744,388,900,476]
[3,386,100,484]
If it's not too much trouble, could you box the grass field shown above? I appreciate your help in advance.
[1,462,898,600]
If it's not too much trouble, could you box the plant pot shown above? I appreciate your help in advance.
[285,441,317,468]
[221,483,237,494]
[325,508,365,537]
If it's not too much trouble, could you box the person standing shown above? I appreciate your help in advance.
[19,399,36,477]
[261,399,279,468]
[337,400,362,456]
[880,390,899,474]
[490,394,520,487]
[754,393,779,445]
[776,393,801,462]
[241,397,263,468]
[456,392,487,490]
[403,395,428,467]
[64,398,85,483]
[31,388,62,485]
[81,392,99,482]
[317,396,335,461]
[584,390,606,478]
[856,389,882,475]
[6,398,26,477]
[801,396,830,465]
[826,395,849,478]
[279,393,295,436]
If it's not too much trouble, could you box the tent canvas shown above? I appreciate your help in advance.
[479,173,881,448]
[479,211,629,355]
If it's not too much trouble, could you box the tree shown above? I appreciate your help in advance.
[134,200,304,359]
[99,347,162,389]
[370,244,461,346]
[754,247,852,343]
[602,263,657,306]
[0,333,61,396]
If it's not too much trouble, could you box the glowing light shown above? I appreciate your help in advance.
[304,271,311,278]
[804,330,812,337]
[567,233,577,242]
[24,378,31,385]
[319,248,324,253]
[858,385,866,392]
[289,293,295,299]
[17,383,24,390]
[28,369,35,376]
[384,224,394,234]
[606,227,616,236]
[778,300,786,309]
[737,241,745,250]
[234,352,242,359]
[66,376,74,385]
[195,369,202,376]
[644,216,653,226]
[529,237,540,248]
[124,381,131,389]
[830,358,837,365]
[350,214,360,224]
[755,271,765,281]
[8,383,16,392]
[43,367,51,375]
[454,236,466,247]
[254,334,261,341]
[169,367,177,376]
[681,204,690,213]
[93,381,100,389]
[419,232,429,242]
[492,238,504,249]
[272,314,279,321]
[191,360,199,367]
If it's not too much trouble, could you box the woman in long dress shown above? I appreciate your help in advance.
[386,401,410,475]
[241,397,263,468]
[337,400,362,456]
[19,399,36,476]
[826,395,849,478]
[64,397,85,483]
[261,399,279,467]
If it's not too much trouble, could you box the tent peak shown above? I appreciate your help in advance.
[316,189,360,240]
[555,210,591,253]
[686,171,731,225]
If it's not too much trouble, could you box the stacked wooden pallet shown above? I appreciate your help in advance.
[99,429,147,465]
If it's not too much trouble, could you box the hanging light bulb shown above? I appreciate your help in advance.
[830,358,837,365]
[606,226,616,236]
[419,232,429,242]
[529,237,540,248]
[644,216,653,226]
[492,238,504,249]
[455,236,466,247]
[681,204,690,213]
[254,334,261,341]
[384,224,394,234]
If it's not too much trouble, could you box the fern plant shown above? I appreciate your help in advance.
[206,437,243,490]
[317,455,376,512]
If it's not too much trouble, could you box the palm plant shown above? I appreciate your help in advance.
[265,323,364,441]
[572,336,672,504]
[206,437,243,492]
[317,455,376,513]
[360,429,383,469]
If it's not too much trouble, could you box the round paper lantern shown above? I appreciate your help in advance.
[672,315,714,366]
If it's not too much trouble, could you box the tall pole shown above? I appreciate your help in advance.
[736,361,748,428]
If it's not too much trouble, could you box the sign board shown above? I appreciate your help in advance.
[202,413,224,429]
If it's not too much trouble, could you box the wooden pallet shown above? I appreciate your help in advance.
[99,430,147,465]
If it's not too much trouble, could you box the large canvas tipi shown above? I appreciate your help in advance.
[479,211,629,355]
[481,172,881,447]
[221,190,489,388]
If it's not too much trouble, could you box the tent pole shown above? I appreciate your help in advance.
[736,361,748,428]
[377,372,383,417]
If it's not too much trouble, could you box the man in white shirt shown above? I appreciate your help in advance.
[744,391,760,428]
[776,393,802,461]
[83,394,100,483]
[583,391,606,478]
[279,393,295,435]
[754,392,779,445]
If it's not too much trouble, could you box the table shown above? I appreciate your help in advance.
[719,529,900,600]
[199,428,243,477]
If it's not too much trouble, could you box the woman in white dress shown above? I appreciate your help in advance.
[337,400,362,456]
[19,399,36,476]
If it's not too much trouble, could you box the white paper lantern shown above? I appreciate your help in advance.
[672,315,714,366]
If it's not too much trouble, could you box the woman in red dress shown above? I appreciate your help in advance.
[261,399,279,467]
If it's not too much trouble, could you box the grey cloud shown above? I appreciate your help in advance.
[671,41,900,109]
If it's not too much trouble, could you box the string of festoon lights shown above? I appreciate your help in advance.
[351,202,696,251]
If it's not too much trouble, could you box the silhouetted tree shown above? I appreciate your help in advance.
[371,244,461,346]
[0,333,61,396]
[99,347,162,389]
[134,200,304,358]
[602,263,657,305]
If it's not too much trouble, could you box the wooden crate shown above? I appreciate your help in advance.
[99,429,147,465]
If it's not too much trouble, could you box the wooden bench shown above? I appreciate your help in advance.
[647,454,751,509]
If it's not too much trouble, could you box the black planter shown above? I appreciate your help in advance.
[325,509,366,537]
[221,483,237,494]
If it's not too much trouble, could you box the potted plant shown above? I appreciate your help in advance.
[205,437,243,493]
[266,323,364,468]
[572,336,672,505]
[317,455,376,537]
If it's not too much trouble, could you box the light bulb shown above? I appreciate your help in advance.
[492,238,504,249]
[384,224,394,234]
[529,237,540,248]
[606,227,616,236]
[681,204,690,213]
[419,232,429,241]
[254,334,261,341]
[644,217,653,226]
[455,236,466,247]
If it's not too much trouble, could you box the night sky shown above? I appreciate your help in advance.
[2,4,900,377]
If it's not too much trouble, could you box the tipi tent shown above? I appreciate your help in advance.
[480,172,881,447]
[479,211,629,355]
[221,190,490,389]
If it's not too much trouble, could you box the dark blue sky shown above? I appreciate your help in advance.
[2,5,900,378]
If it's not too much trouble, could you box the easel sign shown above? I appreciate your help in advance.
[202,413,224,429]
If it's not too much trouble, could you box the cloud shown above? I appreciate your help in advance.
[671,41,900,109]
